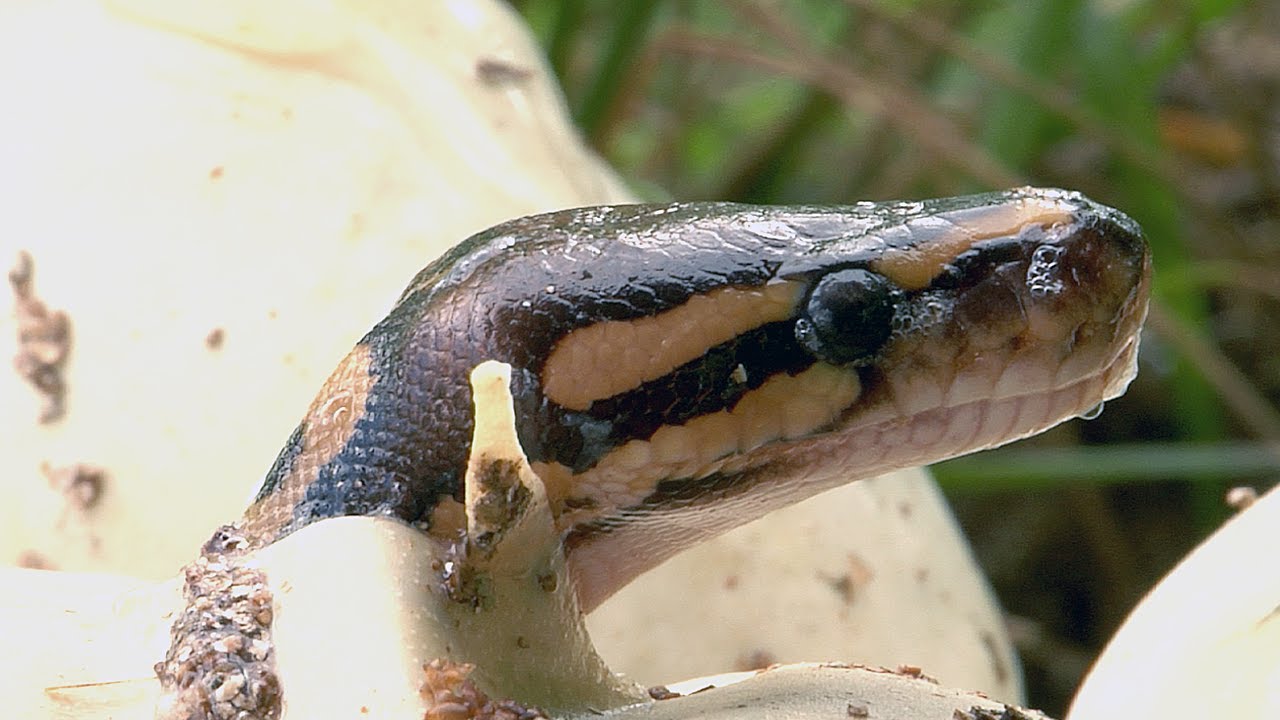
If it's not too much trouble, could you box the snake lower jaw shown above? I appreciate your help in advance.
[561,336,1144,612]
[863,331,1144,472]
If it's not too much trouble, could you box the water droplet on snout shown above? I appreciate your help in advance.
[1078,402,1105,421]
[1026,244,1065,298]
[889,297,951,338]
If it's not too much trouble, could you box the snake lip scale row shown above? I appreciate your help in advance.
[239,186,1151,611]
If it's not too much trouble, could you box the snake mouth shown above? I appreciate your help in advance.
[785,329,1145,487]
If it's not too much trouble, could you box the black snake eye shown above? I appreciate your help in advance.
[795,268,899,365]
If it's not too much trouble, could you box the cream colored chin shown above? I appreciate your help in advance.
[882,298,1138,422]
[822,336,1143,500]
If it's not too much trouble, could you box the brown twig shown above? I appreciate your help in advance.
[652,25,1022,190]
[1146,302,1280,444]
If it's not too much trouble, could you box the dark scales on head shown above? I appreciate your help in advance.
[239,189,1149,600]
[246,201,938,538]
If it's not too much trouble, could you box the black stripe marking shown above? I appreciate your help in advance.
[526,320,817,473]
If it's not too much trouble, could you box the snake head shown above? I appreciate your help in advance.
[243,187,1150,613]
[556,188,1151,609]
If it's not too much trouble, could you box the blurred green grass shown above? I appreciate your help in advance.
[513,0,1280,712]
[515,0,1277,492]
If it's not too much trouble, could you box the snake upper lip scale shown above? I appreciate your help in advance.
[235,186,1151,612]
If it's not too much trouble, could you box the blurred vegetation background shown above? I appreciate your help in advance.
[511,0,1280,713]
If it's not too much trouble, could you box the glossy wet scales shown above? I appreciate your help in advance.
[240,187,1151,609]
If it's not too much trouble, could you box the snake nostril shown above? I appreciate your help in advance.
[1068,321,1092,355]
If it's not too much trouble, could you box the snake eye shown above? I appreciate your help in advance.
[795,268,899,365]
